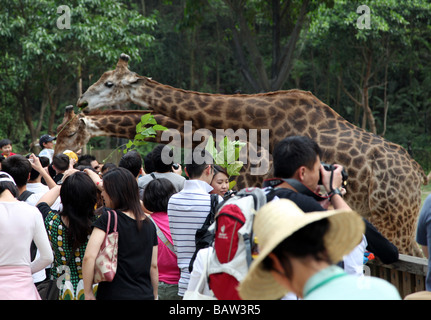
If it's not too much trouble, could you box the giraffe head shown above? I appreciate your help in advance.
[77,53,148,112]
[55,105,90,154]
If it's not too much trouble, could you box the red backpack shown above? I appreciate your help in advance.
[207,188,266,300]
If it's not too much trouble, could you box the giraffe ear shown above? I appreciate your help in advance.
[79,117,88,128]
[123,73,144,85]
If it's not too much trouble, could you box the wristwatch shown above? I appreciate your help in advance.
[329,188,342,200]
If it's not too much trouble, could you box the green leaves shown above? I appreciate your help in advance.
[123,113,167,153]
[205,136,246,189]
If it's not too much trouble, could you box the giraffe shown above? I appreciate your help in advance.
[54,105,185,154]
[76,53,427,255]
[55,106,272,189]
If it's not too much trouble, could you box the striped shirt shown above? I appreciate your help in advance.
[167,179,213,296]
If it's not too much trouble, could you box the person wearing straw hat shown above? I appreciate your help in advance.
[238,199,401,300]
[263,135,398,278]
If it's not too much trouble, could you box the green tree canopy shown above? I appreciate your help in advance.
[0,0,156,151]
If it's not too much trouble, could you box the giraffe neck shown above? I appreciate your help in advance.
[131,79,348,144]
[85,111,144,139]
[131,78,267,131]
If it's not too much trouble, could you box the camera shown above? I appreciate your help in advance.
[318,162,348,187]
[172,163,180,170]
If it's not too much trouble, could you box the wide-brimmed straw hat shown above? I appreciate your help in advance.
[238,199,365,300]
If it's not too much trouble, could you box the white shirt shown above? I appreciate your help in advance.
[187,247,214,297]
[25,183,61,281]
[167,179,213,295]
[0,201,53,273]
[24,187,62,211]
[26,182,49,194]
[343,235,368,276]
[39,148,54,163]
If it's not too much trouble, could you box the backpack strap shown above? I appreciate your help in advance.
[18,190,34,201]
[263,178,328,201]
[148,215,175,253]
[150,173,157,180]
[209,194,219,223]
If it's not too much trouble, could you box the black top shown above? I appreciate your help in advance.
[265,187,399,263]
[94,209,157,300]
[265,187,325,213]
[363,218,399,264]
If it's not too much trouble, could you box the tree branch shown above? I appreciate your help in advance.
[337,75,363,107]
[271,0,310,90]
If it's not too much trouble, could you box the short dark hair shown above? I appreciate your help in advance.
[261,218,330,280]
[143,178,177,212]
[29,156,49,181]
[272,136,322,178]
[152,144,174,173]
[0,139,12,148]
[0,173,19,197]
[118,150,142,178]
[101,162,117,175]
[185,148,214,179]
[77,154,96,167]
[52,154,70,172]
[1,155,32,187]
[143,151,155,174]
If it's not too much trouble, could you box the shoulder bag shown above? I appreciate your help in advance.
[94,210,119,283]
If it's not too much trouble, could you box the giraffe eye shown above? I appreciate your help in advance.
[105,81,114,88]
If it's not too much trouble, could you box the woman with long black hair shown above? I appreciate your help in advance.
[37,170,98,300]
[83,167,158,300]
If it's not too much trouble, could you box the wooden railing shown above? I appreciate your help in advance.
[367,254,428,298]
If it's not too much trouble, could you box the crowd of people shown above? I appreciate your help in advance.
[1,132,429,300]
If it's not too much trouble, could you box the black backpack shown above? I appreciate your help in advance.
[188,194,219,272]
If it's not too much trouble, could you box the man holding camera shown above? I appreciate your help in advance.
[264,135,351,212]
[263,135,398,282]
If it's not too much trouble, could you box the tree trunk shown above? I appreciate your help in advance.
[362,48,377,134]
[223,0,310,92]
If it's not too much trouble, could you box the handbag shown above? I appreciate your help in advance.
[93,210,119,283]
[183,249,216,300]
[37,278,60,300]
[38,250,74,300]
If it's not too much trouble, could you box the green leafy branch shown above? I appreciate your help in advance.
[205,136,246,190]
[102,113,167,163]
[123,113,167,153]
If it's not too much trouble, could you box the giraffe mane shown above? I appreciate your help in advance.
[144,77,312,98]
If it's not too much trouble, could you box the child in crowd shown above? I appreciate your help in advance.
[38,134,56,163]
[0,139,16,158]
